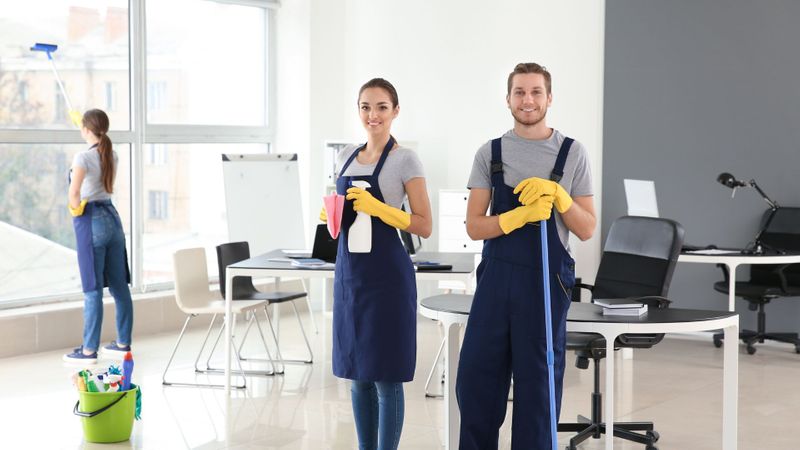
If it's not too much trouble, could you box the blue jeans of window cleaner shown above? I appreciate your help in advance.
[351,381,404,450]
[82,204,133,352]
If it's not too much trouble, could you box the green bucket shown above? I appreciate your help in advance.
[73,384,138,443]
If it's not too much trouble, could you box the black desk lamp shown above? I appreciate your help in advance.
[717,172,782,254]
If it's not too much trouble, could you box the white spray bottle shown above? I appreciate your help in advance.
[349,180,372,253]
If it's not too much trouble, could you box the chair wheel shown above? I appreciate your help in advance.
[746,345,757,355]
[713,336,723,348]
[647,430,660,442]
[646,446,658,450]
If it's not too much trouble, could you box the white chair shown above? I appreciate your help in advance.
[162,247,276,389]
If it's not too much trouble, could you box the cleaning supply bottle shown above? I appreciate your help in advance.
[348,180,372,253]
[122,351,134,391]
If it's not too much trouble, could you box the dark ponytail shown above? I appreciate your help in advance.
[81,109,115,193]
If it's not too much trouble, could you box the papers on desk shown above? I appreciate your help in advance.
[282,249,312,258]
[290,258,333,268]
[684,249,741,255]
[594,298,648,316]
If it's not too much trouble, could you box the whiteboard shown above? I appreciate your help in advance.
[222,154,305,256]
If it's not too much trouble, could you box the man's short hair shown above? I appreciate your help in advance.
[507,63,552,95]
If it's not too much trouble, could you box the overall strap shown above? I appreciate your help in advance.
[550,137,574,182]
[490,138,504,189]
[490,138,504,215]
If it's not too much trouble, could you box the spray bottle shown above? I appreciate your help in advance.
[122,351,134,391]
[348,180,372,253]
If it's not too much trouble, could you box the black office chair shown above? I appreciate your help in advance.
[213,242,313,372]
[712,207,800,355]
[558,216,684,450]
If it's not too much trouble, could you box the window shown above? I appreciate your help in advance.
[148,191,169,220]
[0,2,130,130]
[105,81,117,111]
[146,0,268,126]
[146,143,167,165]
[0,143,131,302]
[141,143,267,285]
[0,0,275,306]
[146,81,167,112]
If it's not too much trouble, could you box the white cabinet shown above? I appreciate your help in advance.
[438,189,481,292]
[438,190,482,253]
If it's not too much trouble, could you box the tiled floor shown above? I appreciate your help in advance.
[1,308,798,449]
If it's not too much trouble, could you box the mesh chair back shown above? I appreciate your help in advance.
[593,216,685,302]
[173,247,215,311]
[216,241,259,299]
[751,207,800,286]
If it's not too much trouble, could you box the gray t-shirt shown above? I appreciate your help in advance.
[337,144,425,209]
[467,129,593,251]
[71,144,118,202]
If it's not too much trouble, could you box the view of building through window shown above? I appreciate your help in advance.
[0,1,272,305]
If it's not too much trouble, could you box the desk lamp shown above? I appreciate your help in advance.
[717,172,782,254]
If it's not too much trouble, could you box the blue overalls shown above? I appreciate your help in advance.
[456,137,576,449]
[333,137,417,382]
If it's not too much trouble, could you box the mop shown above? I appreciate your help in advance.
[30,43,82,128]
[539,219,558,450]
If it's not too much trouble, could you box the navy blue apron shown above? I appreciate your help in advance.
[456,136,576,449]
[332,137,417,382]
[70,149,131,293]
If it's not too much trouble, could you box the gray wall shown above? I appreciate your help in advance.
[603,0,800,334]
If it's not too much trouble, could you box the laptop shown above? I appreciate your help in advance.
[311,223,338,263]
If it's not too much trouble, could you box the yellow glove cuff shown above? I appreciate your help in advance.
[498,208,523,235]
[554,184,573,214]
[69,199,88,217]
[376,203,411,230]
[319,207,327,223]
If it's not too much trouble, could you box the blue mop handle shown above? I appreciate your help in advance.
[539,219,558,450]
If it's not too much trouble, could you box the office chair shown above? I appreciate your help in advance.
[163,248,275,389]
[212,242,313,373]
[558,216,684,450]
[712,207,800,355]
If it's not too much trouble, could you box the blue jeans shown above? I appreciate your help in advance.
[82,204,133,352]
[351,381,404,450]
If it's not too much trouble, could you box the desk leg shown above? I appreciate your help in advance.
[443,320,461,450]
[723,322,739,450]
[604,333,616,450]
[225,273,234,396]
[727,263,738,312]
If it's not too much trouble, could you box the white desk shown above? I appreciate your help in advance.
[678,251,800,311]
[223,250,476,395]
[420,298,739,450]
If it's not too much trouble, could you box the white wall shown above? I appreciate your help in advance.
[279,0,605,284]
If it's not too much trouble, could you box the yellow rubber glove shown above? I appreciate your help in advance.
[319,207,327,223]
[498,195,555,234]
[69,199,88,217]
[513,177,573,213]
[346,187,411,230]
[69,110,83,129]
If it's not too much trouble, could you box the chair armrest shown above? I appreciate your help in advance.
[771,263,794,292]
[575,282,594,293]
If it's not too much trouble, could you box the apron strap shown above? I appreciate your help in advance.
[550,137,574,182]
[338,136,396,181]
